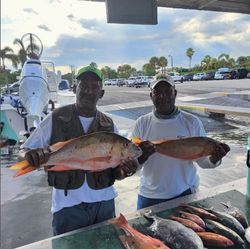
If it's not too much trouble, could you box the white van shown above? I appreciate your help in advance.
[214,68,231,80]
[168,72,184,83]
[127,77,137,87]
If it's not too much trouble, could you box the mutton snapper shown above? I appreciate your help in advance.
[109,213,171,249]
[10,132,142,177]
[143,210,204,249]
[197,232,234,247]
[132,136,230,160]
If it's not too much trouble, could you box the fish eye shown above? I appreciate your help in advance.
[124,142,129,147]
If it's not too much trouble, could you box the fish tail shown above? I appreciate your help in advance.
[10,160,36,177]
[109,213,128,228]
[130,137,142,145]
[14,165,37,177]
[10,160,30,170]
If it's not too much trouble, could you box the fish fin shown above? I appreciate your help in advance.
[14,165,36,177]
[49,137,77,152]
[130,137,142,145]
[151,139,168,144]
[9,160,30,170]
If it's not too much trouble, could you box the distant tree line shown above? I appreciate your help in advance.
[1,38,250,86]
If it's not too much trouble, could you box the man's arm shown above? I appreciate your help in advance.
[19,113,52,166]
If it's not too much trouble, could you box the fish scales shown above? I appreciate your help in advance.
[10,132,142,177]
[204,219,245,247]
[48,132,142,171]
[155,137,219,160]
[109,213,170,249]
[144,211,204,249]
[208,210,245,237]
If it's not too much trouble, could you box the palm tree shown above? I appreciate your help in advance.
[158,56,168,73]
[186,48,194,69]
[0,46,18,70]
[149,56,159,72]
[218,53,235,68]
[201,55,212,70]
[13,38,27,67]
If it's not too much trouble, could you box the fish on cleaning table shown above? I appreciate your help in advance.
[197,232,234,247]
[109,213,171,249]
[245,226,250,244]
[204,219,245,247]
[177,210,206,228]
[143,210,204,249]
[207,209,246,237]
[10,131,142,177]
[131,136,230,160]
[169,215,205,232]
[220,201,249,229]
[180,204,218,220]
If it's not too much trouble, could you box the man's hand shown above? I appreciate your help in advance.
[113,158,138,180]
[210,143,230,164]
[137,141,156,164]
[25,148,50,168]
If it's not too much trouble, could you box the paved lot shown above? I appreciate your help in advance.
[1,79,250,249]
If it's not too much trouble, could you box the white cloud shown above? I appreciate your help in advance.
[2,0,250,71]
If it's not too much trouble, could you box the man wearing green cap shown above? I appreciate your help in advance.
[21,65,138,235]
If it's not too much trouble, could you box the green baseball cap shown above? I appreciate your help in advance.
[76,65,103,81]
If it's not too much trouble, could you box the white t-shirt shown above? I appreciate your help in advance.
[131,110,219,199]
[23,112,118,213]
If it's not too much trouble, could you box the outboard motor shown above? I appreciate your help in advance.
[19,59,50,129]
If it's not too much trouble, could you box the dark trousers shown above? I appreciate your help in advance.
[137,188,192,210]
[52,199,115,235]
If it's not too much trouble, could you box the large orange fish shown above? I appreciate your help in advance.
[197,232,234,247]
[132,136,230,160]
[109,213,171,249]
[10,132,142,177]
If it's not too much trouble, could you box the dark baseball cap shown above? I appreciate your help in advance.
[76,66,103,81]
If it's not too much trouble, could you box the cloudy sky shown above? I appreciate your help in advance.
[2,0,250,73]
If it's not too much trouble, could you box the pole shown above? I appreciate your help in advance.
[168,55,173,72]
[70,65,74,86]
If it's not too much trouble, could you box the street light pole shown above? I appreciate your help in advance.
[70,65,75,86]
[168,55,174,72]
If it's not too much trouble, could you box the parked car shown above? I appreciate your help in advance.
[126,77,137,87]
[236,68,248,79]
[214,68,231,80]
[203,72,215,80]
[104,79,111,86]
[193,73,206,81]
[1,81,20,94]
[168,72,184,83]
[117,78,126,87]
[183,73,194,81]
[133,76,148,88]
[247,72,250,79]
[147,76,154,87]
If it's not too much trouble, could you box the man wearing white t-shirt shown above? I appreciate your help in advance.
[22,66,138,235]
[132,74,230,209]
